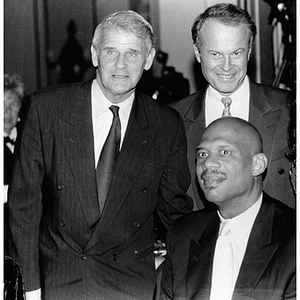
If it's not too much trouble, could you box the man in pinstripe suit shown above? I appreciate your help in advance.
[8,11,192,300]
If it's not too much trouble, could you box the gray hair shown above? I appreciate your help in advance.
[92,10,155,53]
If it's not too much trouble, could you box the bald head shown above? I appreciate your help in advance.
[203,117,263,155]
[196,117,268,217]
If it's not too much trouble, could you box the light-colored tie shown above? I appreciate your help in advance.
[209,221,234,300]
[221,97,232,117]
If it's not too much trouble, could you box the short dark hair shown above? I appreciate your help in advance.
[191,3,257,48]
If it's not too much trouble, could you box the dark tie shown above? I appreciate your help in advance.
[96,105,121,212]
[221,97,232,117]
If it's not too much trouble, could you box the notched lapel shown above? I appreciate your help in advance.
[234,198,279,297]
[186,215,219,298]
[60,85,101,228]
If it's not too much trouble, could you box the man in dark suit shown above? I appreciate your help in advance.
[8,11,193,300]
[171,3,294,210]
[160,117,295,300]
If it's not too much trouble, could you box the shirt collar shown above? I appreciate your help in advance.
[218,193,263,247]
[207,75,249,104]
[92,79,135,119]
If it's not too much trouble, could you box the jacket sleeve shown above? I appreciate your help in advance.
[156,112,193,228]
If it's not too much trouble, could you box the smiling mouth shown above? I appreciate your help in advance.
[218,74,235,80]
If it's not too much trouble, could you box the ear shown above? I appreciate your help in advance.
[91,44,98,67]
[247,44,252,61]
[252,153,268,176]
[193,45,201,63]
[144,48,156,71]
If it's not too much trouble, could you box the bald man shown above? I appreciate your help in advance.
[160,117,295,300]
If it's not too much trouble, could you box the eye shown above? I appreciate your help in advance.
[197,150,208,158]
[220,149,231,155]
[231,50,243,57]
[105,49,117,56]
[209,51,221,58]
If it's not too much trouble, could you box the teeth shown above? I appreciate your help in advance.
[219,74,233,79]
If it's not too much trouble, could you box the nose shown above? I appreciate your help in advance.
[115,53,126,69]
[221,56,233,71]
[199,154,221,171]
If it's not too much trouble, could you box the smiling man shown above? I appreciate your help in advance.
[159,117,296,300]
[171,3,294,210]
[8,10,193,300]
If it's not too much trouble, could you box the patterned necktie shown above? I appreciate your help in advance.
[96,105,121,212]
[221,97,232,117]
[210,221,234,300]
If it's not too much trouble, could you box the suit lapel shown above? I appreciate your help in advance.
[84,91,158,251]
[233,195,278,297]
[186,214,219,299]
[60,82,101,228]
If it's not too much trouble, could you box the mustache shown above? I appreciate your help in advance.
[200,169,226,178]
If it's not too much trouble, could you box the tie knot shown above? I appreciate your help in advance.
[221,97,232,107]
[109,105,120,117]
[219,221,231,236]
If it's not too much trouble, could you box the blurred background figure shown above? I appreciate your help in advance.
[4,73,24,204]
[48,19,85,84]
[4,73,26,300]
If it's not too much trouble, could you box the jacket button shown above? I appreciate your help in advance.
[81,254,87,260]
[58,184,64,190]
[134,222,140,228]
[141,187,148,193]
[278,168,285,175]
[59,220,66,227]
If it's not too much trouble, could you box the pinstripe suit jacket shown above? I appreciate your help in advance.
[171,78,294,210]
[8,81,193,300]
[160,192,296,300]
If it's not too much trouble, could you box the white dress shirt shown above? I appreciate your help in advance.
[210,194,262,300]
[205,75,250,126]
[92,79,134,167]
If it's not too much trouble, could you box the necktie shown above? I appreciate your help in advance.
[221,97,232,117]
[96,105,121,212]
[209,221,234,300]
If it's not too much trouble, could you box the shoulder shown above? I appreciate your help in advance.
[135,90,182,122]
[30,81,91,103]
[249,79,293,107]
[170,89,206,115]
[169,209,216,240]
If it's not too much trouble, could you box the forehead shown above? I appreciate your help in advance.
[199,125,249,151]
[101,29,144,50]
[201,19,250,48]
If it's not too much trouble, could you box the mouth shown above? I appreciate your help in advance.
[113,75,129,79]
[201,172,227,190]
[217,74,235,80]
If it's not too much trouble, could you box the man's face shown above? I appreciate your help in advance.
[195,19,251,96]
[91,29,155,103]
[4,90,22,134]
[196,123,255,209]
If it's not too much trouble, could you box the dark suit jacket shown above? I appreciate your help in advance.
[171,78,294,209]
[8,81,193,300]
[160,192,296,300]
